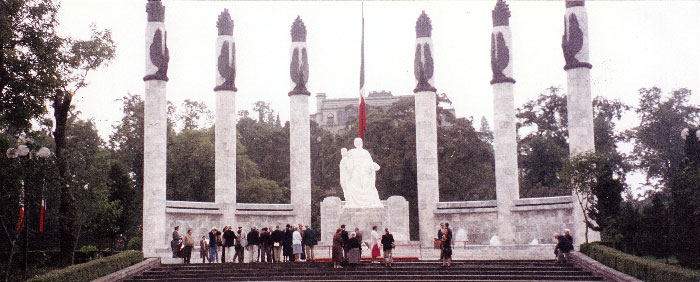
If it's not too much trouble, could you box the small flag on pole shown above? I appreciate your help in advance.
[358,6,367,140]
[40,179,46,233]
[17,180,25,232]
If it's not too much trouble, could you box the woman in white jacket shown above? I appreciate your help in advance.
[370,225,381,263]
[292,226,303,262]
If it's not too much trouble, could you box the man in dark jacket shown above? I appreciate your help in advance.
[340,224,349,262]
[260,227,272,262]
[208,227,221,263]
[554,233,573,263]
[302,225,318,262]
[247,227,260,263]
[271,226,284,262]
[222,226,236,263]
[283,224,294,262]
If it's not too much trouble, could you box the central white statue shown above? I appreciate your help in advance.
[339,138,383,208]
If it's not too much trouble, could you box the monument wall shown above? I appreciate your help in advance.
[435,196,575,245]
[320,196,410,243]
[165,201,297,246]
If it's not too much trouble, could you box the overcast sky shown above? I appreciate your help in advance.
[56,0,699,193]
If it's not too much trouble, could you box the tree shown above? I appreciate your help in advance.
[176,99,212,131]
[668,127,700,268]
[559,152,608,243]
[50,25,115,265]
[478,116,493,144]
[0,0,63,134]
[517,87,569,197]
[587,162,624,243]
[628,87,700,189]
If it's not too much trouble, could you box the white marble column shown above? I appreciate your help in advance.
[413,11,439,247]
[491,0,518,245]
[563,0,600,244]
[289,17,311,226]
[143,0,168,258]
[214,9,237,226]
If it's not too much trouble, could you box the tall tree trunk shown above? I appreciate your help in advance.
[53,92,76,265]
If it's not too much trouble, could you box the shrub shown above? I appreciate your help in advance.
[27,250,143,282]
[581,243,700,282]
[127,236,142,250]
[78,245,99,253]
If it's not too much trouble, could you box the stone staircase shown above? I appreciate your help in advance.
[126,260,605,281]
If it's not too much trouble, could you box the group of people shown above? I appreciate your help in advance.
[331,225,395,268]
[554,229,574,263]
[170,224,318,264]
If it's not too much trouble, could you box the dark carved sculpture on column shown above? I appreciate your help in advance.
[562,0,592,70]
[215,9,237,91]
[144,0,169,82]
[289,16,310,96]
[413,11,436,93]
[490,0,515,85]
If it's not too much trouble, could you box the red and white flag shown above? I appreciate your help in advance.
[358,13,367,140]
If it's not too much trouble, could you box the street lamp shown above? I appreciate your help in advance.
[6,143,51,272]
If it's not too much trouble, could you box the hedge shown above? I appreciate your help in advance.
[580,243,700,282]
[27,250,143,282]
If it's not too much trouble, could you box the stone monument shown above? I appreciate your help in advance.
[562,0,600,244]
[214,9,237,226]
[289,16,312,226]
[490,0,518,245]
[143,0,169,258]
[339,138,383,208]
[413,11,440,247]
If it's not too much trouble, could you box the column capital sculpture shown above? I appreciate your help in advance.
[291,16,307,42]
[415,11,432,38]
[492,0,511,27]
[566,0,585,8]
[217,9,233,36]
[146,0,165,23]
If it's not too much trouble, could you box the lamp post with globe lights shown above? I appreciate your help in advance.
[5,144,51,273]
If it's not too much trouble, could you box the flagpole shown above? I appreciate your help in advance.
[358,2,367,141]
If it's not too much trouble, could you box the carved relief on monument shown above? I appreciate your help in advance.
[214,9,236,92]
[413,11,436,93]
[490,0,515,85]
[562,6,592,70]
[146,0,165,23]
[289,16,310,96]
[143,29,170,82]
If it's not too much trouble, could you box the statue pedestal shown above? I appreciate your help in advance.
[320,196,409,244]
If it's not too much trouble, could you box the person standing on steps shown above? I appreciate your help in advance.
[381,228,395,267]
[354,227,364,259]
[441,223,453,267]
[222,226,236,263]
[183,229,194,264]
[370,226,381,263]
[283,224,294,262]
[171,226,181,258]
[233,227,245,263]
[271,225,284,262]
[199,235,209,263]
[260,227,272,263]
[247,226,260,263]
[436,222,445,261]
[340,224,349,263]
[302,224,317,262]
[292,226,303,262]
[208,227,221,263]
[332,228,344,269]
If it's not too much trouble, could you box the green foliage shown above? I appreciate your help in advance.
[559,152,610,243]
[166,127,215,202]
[588,163,624,243]
[238,177,285,204]
[669,127,700,269]
[580,243,700,282]
[27,250,143,282]
[0,0,63,133]
[629,87,700,188]
[127,237,141,251]
[78,245,98,253]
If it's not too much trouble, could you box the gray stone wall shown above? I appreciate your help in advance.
[434,196,576,246]
[320,196,410,244]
